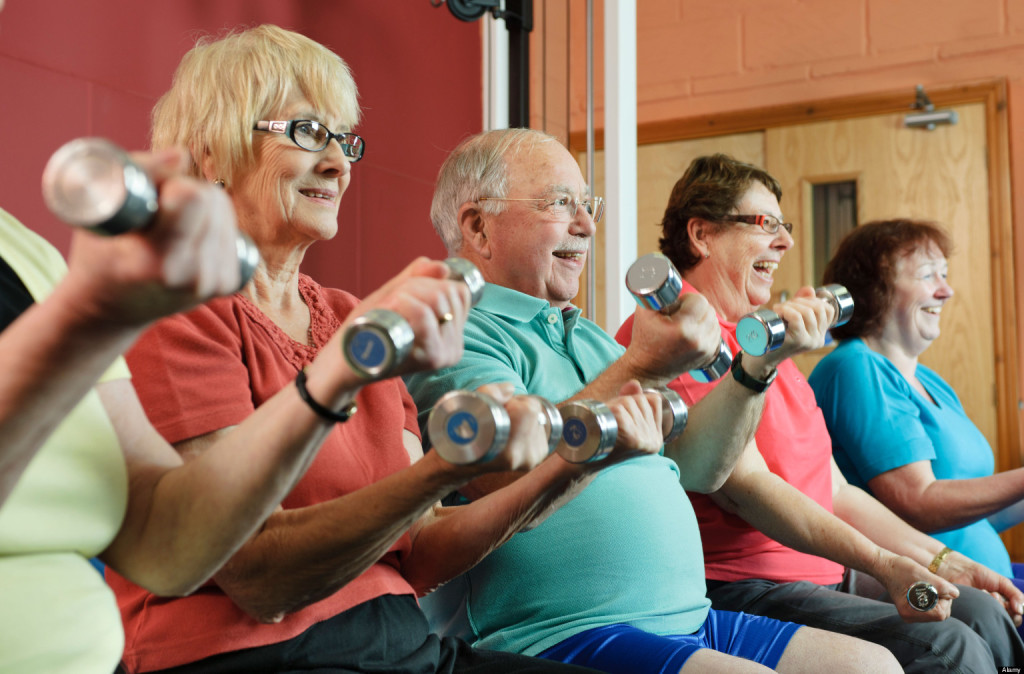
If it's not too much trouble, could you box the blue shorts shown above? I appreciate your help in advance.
[538,609,801,674]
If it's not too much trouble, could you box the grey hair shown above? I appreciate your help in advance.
[431,128,559,253]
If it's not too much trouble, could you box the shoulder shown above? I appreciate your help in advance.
[0,208,68,300]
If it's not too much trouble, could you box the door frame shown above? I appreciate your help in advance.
[571,79,1023,531]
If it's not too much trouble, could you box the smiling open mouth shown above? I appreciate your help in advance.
[753,260,778,277]
[299,189,334,201]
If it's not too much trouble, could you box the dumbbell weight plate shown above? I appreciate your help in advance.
[556,400,619,464]
[342,308,415,379]
[625,252,683,311]
[428,390,511,465]
[42,137,158,235]
[906,581,939,612]
[736,309,786,358]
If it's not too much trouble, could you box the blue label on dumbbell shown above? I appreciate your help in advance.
[563,418,589,447]
[348,331,388,369]
[446,412,479,445]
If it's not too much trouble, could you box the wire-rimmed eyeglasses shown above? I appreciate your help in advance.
[478,194,605,224]
[253,120,365,162]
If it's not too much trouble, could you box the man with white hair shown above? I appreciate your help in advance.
[406,128,909,674]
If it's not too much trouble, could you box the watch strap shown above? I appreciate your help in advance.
[730,351,776,393]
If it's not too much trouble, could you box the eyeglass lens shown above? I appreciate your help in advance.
[292,121,364,161]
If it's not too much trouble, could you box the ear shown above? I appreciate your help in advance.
[687,217,711,259]
[199,150,218,184]
[458,202,492,260]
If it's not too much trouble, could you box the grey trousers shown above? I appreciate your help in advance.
[706,571,1024,674]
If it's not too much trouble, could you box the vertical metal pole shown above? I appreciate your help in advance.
[506,0,533,128]
[484,9,509,131]
[603,0,637,332]
[585,0,596,320]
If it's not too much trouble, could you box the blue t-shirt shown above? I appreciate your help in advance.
[405,284,711,655]
[808,338,1011,576]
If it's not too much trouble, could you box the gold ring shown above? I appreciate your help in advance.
[438,312,454,325]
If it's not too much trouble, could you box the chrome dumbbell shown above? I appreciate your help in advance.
[427,391,562,465]
[625,252,732,383]
[906,581,939,612]
[41,138,260,288]
[556,388,689,463]
[735,284,854,357]
[556,400,619,464]
[342,258,485,379]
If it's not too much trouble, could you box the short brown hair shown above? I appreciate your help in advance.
[659,154,782,274]
[824,219,953,340]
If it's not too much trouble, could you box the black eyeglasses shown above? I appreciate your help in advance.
[253,120,365,162]
[722,214,793,235]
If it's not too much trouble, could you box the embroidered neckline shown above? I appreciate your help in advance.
[235,274,342,369]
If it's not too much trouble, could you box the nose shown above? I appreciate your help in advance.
[936,275,954,298]
[317,137,352,176]
[773,224,794,251]
[571,203,597,238]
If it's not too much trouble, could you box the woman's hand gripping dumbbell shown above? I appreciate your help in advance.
[625,253,731,383]
[342,258,485,379]
[735,285,854,357]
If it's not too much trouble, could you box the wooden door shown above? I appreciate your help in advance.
[763,103,997,452]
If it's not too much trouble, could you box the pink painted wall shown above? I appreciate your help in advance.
[0,0,482,297]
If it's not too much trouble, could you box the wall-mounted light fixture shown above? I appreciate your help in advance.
[904,85,958,130]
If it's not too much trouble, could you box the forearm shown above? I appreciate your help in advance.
[402,455,594,594]
[665,378,766,493]
[0,281,145,505]
[831,483,945,566]
[198,450,480,622]
[103,346,363,595]
[721,469,897,579]
[888,469,1024,533]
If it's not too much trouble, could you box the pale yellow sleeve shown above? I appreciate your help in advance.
[0,208,130,382]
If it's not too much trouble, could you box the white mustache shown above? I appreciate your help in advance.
[554,239,590,254]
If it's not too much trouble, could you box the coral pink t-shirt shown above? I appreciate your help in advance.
[108,275,420,672]
[615,278,843,586]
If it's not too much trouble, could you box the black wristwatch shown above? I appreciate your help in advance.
[730,351,776,393]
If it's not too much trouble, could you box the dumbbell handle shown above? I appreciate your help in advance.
[41,137,260,289]
[428,391,562,465]
[736,285,854,357]
[625,252,732,383]
[556,388,688,464]
[645,387,688,444]
[342,257,485,379]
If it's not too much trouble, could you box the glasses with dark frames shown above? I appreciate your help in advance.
[253,120,365,162]
[722,214,793,235]
[478,194,605,224]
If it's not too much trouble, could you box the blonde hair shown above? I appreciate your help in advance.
[431,128,557,253]
[152,24,359,185]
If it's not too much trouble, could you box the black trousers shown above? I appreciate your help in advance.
[150,595,602,674]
